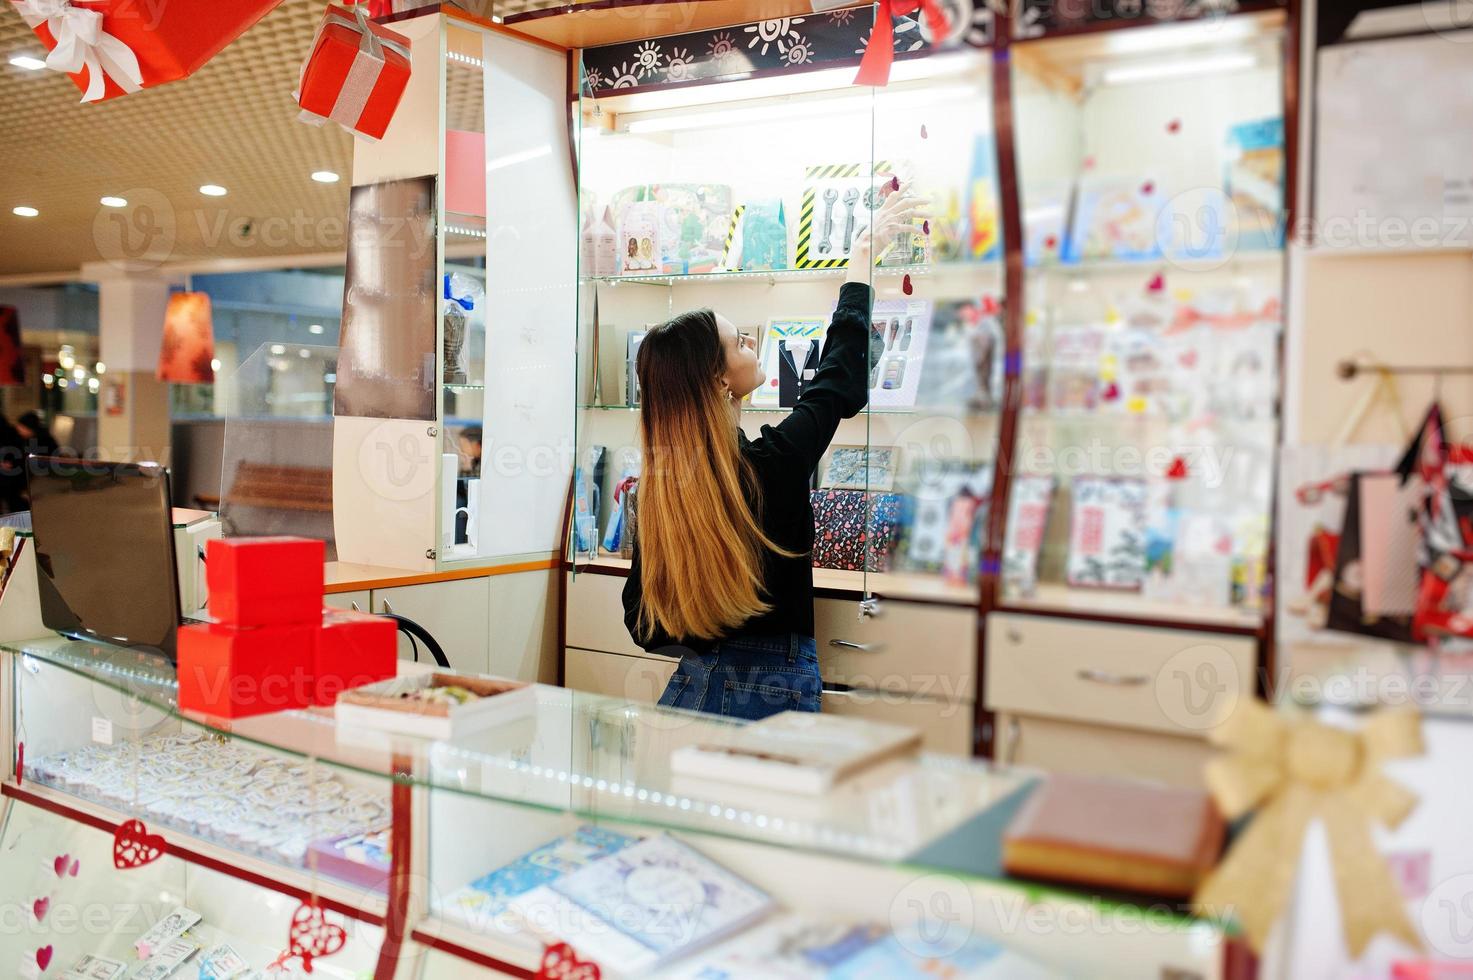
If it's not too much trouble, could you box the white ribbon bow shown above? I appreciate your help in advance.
[12,0,145,102]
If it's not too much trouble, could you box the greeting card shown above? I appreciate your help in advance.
[1067,477,1149,590]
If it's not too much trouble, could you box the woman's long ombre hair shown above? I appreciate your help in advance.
[634,309,791,642]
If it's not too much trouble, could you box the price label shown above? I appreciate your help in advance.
[91,717,114,746]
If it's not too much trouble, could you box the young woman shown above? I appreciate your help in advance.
[621,189,920,720]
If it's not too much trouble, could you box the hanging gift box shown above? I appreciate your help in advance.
[10,0,282,103]
[295,4,412,141]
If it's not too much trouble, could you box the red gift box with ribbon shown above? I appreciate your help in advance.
[9,0,281,103]
[295,4,412,141]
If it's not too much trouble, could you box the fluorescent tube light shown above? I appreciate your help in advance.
[1102,53,1256,86]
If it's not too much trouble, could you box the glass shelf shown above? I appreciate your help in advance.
[1027,252,1284,277]
[444,383,486,391]
[585,262,1002,288]
[5,636,1040,879]
[578,402,1002,418]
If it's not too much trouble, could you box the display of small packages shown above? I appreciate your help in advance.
[613,184,734,275]
[196,943,251,980]
[133,939,200,980]
[899,461,992,575]
[25,730,389,872]
[864,298,932,410]
[135,906,201,960]
[61,955,126,980]
[752,317,826,409]
[670,711,921,795]
[810,490,903,573]
[509,833,774,977]
[335,672,535,739]
[1004,476,1056,595]
[440,825,639,932]
[795,161,924,269]
[720,198,788,271]
[916,298,1004,414]
[1067,477,1149,590]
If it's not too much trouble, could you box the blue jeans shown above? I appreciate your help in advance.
[658,634,821,721]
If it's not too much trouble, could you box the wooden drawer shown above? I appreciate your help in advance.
[823,688,973,756]
[565,647,678,704]
[985,613,1254,738]
[995,712,1213,789]
[815,597,976,703]
[566,571,647,658]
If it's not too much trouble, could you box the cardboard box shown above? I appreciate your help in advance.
[178,622,316,718]
[206,536,324,627]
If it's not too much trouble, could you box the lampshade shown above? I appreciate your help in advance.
[156,292,215,384]
[0,307,24,387]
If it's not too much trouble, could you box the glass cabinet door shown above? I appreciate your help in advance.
[1004,12,1287,628]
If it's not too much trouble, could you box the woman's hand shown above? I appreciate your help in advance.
[846,184,926,284]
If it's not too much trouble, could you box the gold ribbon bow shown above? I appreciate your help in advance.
[1194,699,1423,956]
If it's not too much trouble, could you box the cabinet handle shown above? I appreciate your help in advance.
[1076,668,1150,687]
[1006,628,1023,644]
[349,601,361,613]
[381,599,395,616]
[828,639,881,652]
[859,597,882,619]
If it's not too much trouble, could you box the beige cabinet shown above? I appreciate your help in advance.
[565,647,677,703]
[986,613,1257,787]
[823,688,973,755]
[566,571,645,658]
[374,578,492,675]
[323,590,369,612]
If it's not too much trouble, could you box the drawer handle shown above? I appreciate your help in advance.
[349,601,362,613]
[859,598,882,619]
[829,639,881,652]
[1076,668,1150,687]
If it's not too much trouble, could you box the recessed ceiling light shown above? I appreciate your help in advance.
[210,358,222,372]
[311,171,340,184]
[308,323,324,335]
[9,55,46,71]
[99,196,128,208]
[299,349,311,358]
[199,184,227,197]
[270,344,286,355]
[12,206,38,217]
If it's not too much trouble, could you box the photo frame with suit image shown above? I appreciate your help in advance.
[753,316,827,409]
[822,446,899,492]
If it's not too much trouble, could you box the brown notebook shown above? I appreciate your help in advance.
[1001,773,1224,898]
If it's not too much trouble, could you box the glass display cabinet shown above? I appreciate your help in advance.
[0,636,1236,979]
[999,10,1288,631]
[331,11,576,574]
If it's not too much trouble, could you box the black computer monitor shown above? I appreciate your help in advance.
[26,456,182,659]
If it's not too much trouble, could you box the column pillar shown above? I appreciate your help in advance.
[82,262,179,464]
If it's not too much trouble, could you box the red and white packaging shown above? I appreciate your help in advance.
[294,3,412,141]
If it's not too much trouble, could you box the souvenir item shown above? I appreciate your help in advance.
[964,135,1002,262]
[1047,324,1105,413]
[602,471,638,554]
[1225,117,1286,251]
[670,712,921,795]
[1024,181,1071,266]
[581,204,619,277]
[796,161,922,269]
[11,0,279,103]
[61,955,126,980]
[196,944,250,980]
[729,198,788,271]
[306,827,391,892]
[336,672,534,739]
[295,4,413,141]
[864,298,932,410]
[612,184,734,275]
[1326,474,1416,642]
[823,447,898,492]
[1004,476,1055,594]
[443,274,478,385]
[752,318,826,409]
[810,490,903,572]
[900,462,991,574]
[625,331,646,407]
[916,299,1003,414]
[617,202,662,274]
[617,481,639,561]
[135,908,201,959]
[132,938,201,980]
[1067,477,1148,590]
[1065,176,1166,263]
[441,826,639,929]
[509,834,773,976]
[941,488,986,586]
[777,336,820,407]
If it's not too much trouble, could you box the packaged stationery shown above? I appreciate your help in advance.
[134,907,201,959]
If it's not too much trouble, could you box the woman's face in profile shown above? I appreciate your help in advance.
[716,313,763,399]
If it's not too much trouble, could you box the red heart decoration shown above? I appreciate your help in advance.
[1167,456,1189,480]
[537,943,601,980]
[1102,381,1120,401]
[32,897,48,922]
[1044,235,1058,250]
[1180,350,1198,368]
[1167,119,1181,134]
[902,274,913,296]
[920,124,928,139]
[15,741,22,786]
[68,859,78,878]
[1141,180,1155,196]
[288,901,347,973]
[52,855,68,878]
[980,295,999,316]
[35,945,52,971]
[922,219,930,235]
[890,175,900,192]
[1146,273,1165,293]
[113,819,165,870]
[1083,155,1096,170]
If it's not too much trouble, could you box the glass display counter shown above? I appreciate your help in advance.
[1,635,1232,978]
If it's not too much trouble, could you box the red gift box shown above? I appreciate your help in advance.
[295,4,411,141]
[11,0,282,103]
[206,536,324,628]
[178,622,316,719]
[314,608,397,707]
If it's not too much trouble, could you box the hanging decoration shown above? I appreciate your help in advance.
[9,0,282,103]
[295,4,412,142]
[1194,698,1424,956]
[536,942,601,980]
[0,307,25,386]
[113,818,165,870]
[156,292,216,385]
[286,899,347,973]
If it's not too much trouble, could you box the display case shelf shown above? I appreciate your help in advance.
[585,262,1002,288]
